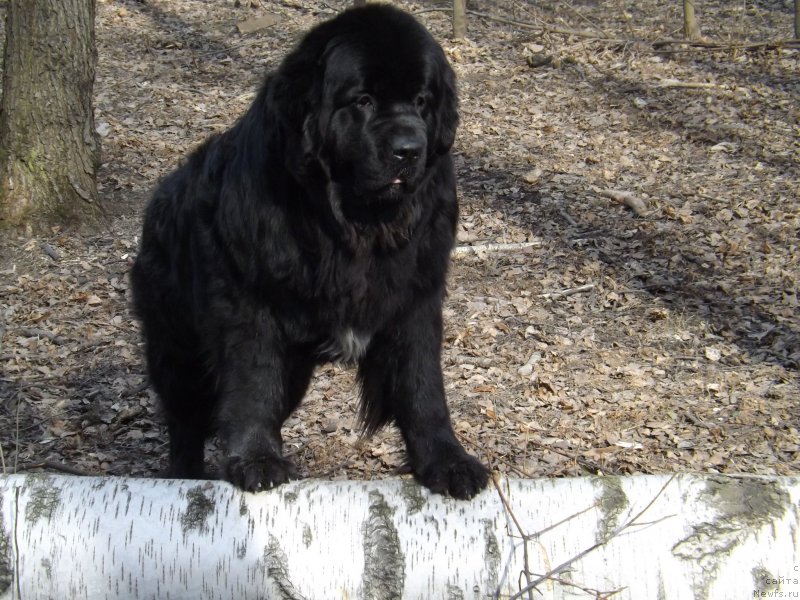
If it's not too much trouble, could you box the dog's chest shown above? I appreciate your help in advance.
[301,242,417,362]
[319,328,371,363]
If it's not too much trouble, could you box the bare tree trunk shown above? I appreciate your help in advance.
[795,0,799,40]
[0,0,103,233]
[683,0,702,41]
[453,0,468,39]
[1,474,799,599]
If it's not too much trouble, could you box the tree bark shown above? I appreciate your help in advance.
[1,474,798,599]
[683,0,702,41]
[453,0,468,40]
[0,0,103,233]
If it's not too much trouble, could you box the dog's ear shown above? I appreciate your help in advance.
[270,47,324,140]
[433,55,459,155]
[267,29,332,175]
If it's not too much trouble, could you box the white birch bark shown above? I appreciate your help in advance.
[0,474,798,599]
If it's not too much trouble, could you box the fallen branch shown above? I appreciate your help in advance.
[509,476,677,600]
[17,327,68,345]
[656,79,720,89]
[11,460,91,477]
[452,241,542,257]
[416,7,799,52]
[448,355,495,368]
[416,7,622,41]
[653,38,800,51]
[39,242,61,262]
[1,474,797,599]
[597,188,649,217]
[538,283,596,299]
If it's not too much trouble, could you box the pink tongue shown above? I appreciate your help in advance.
[392,178,403,184]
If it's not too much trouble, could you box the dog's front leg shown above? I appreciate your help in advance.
[216,311,313,492]
[358,294,489,500]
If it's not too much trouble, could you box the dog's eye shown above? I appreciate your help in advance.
[354,95,374,110]
[415,95,427,110]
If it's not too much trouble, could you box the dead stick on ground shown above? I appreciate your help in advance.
[597,188,649,217]
[657,79,720,89]
[447,355,495,368]
[18,327,68,345]
[13,461,91,477]
[653,38,800,51]
[538,283,596,299]
[416,7,799,52]
[40,242,61,262]
[452,241,542,256]
[415,7,618,40]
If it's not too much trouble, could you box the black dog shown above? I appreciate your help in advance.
[131,5,488,499]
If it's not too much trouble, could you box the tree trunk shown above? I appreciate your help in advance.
[0,0,103,233]
[795,0,799,40]
[453,0,468,40]
[683,0,702,41]
[1,474,798,599]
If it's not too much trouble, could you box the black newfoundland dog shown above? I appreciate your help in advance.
[131,5,488,499]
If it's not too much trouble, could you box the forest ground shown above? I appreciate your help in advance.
[1,0,798,483]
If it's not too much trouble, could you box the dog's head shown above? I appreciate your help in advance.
[271,6,457,221]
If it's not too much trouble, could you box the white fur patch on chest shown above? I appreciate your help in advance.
[320,329,371,363]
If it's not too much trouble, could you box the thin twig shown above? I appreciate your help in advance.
[508,475,676,600]
[416,6,799,52]
[416,7,620,40]
[529,573,625,599]
[538,283,596,299]
[616,0,636,38]
[14,392,21,474]
[14,486,22,599]
[533,502,599,538]
[14,460,92,477]
[560,0,612,38]
[657,79,720,89]
[653,38,800,51]
[315,459,354,479]
[18,327,68,345]
[491,473,535,600]
[121,380,149,398]
[558,207,578,227]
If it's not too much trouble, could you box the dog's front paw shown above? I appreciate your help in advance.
[414,450,489,500]
[225,454,298,492]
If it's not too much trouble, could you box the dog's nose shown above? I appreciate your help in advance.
[391,135,423,163]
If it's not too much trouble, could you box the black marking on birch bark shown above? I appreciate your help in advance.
[362,490,405,599]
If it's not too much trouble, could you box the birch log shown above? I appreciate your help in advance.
[1,474,798,599]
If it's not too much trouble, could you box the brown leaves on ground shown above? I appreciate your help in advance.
[0,0,798,482]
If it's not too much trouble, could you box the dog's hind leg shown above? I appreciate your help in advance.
[166,415,208,479]
[141,325,217,479]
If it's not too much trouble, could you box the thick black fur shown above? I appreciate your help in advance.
[131,5,488,499]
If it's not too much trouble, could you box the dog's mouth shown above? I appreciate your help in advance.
[352,173,414,204]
